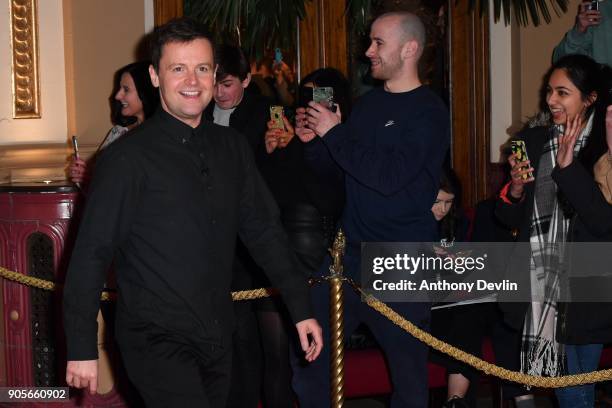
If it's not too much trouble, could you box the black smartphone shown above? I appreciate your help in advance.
[71,135,80,159]
[587,0,599,11]
[71,135,82,188]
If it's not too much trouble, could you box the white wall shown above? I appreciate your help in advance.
[0,0,68,145]
[145,0,154,33]
[489,12,516,162]
[519,0,580,120]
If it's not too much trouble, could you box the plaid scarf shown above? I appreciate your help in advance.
[521,114,593,376]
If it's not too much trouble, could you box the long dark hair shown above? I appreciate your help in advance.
[111,61,160,126]
[543,55,610,174]
[438,167,462,242]
[299,68,352,120]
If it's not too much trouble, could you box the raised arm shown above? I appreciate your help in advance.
[320,106,449,196]
[552,2,598,62]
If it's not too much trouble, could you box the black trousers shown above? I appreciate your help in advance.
[444,302,528,402]
[226,302,261,408]
[116,323,232,408]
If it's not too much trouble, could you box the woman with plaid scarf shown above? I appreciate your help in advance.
[497,54,612,407]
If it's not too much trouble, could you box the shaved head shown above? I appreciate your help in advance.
[376,12,426,57]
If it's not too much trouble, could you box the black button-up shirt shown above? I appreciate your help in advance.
[63,109,311,360]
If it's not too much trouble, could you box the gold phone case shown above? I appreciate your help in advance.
[270,106,284,129]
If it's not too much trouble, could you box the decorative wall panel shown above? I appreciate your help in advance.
[10,0,41,118]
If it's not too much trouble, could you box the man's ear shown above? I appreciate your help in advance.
[149,65,159,88]
[241,73,252,89]
[401,40,419,60]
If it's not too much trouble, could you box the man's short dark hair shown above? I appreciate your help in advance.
[215,45,250,82]
[150,17,213,72]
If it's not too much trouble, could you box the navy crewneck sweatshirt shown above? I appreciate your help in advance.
[306,86,450,266]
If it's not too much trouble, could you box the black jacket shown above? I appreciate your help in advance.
[204,91,270,167]
[552,156,612,344]
[496,126,612,343]
[495,127,548,329]
[63,109,311,360]
[205,92,272,291]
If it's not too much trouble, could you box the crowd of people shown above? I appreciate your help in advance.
[62,3,612,407]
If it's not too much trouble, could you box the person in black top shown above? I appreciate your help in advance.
[204,44,271,408]
[204,45,270,164]
[260,68,348,408]
[498,56,612,407]
[63,18,323,408]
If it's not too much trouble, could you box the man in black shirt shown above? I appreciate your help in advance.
[63,18,322,407]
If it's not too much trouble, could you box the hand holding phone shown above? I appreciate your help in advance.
[510,140,533,180]
[270,106,284,129]
[508,140,535,199]
[578,1,601,32]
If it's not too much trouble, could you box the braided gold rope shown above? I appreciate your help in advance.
[4,265,612,387]
[357,286,612,388]
[231,287,277,300]
[0,267,55,290]
[0,266,273,301]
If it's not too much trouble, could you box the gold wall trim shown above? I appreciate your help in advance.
[10,0,41,119]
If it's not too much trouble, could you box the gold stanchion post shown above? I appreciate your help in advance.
[329,229,346,408]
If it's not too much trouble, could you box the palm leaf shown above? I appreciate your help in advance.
[185,0,569,62]
[346,0,569,29]
[184,0,309,59]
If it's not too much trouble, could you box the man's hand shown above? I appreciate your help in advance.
[66,360,98,394]
[305,102,341,137]
[577,2,601,33]
[296,318,323,362]
[295,107,317,143]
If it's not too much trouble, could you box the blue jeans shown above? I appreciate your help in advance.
[555,343,603,407]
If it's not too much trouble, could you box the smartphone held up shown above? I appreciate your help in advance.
[270,106,284,129]
[300,87,337,113]
[511,140,534,180]
[587,0,599,11]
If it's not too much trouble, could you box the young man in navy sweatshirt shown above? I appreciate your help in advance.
[293,11,450,408]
